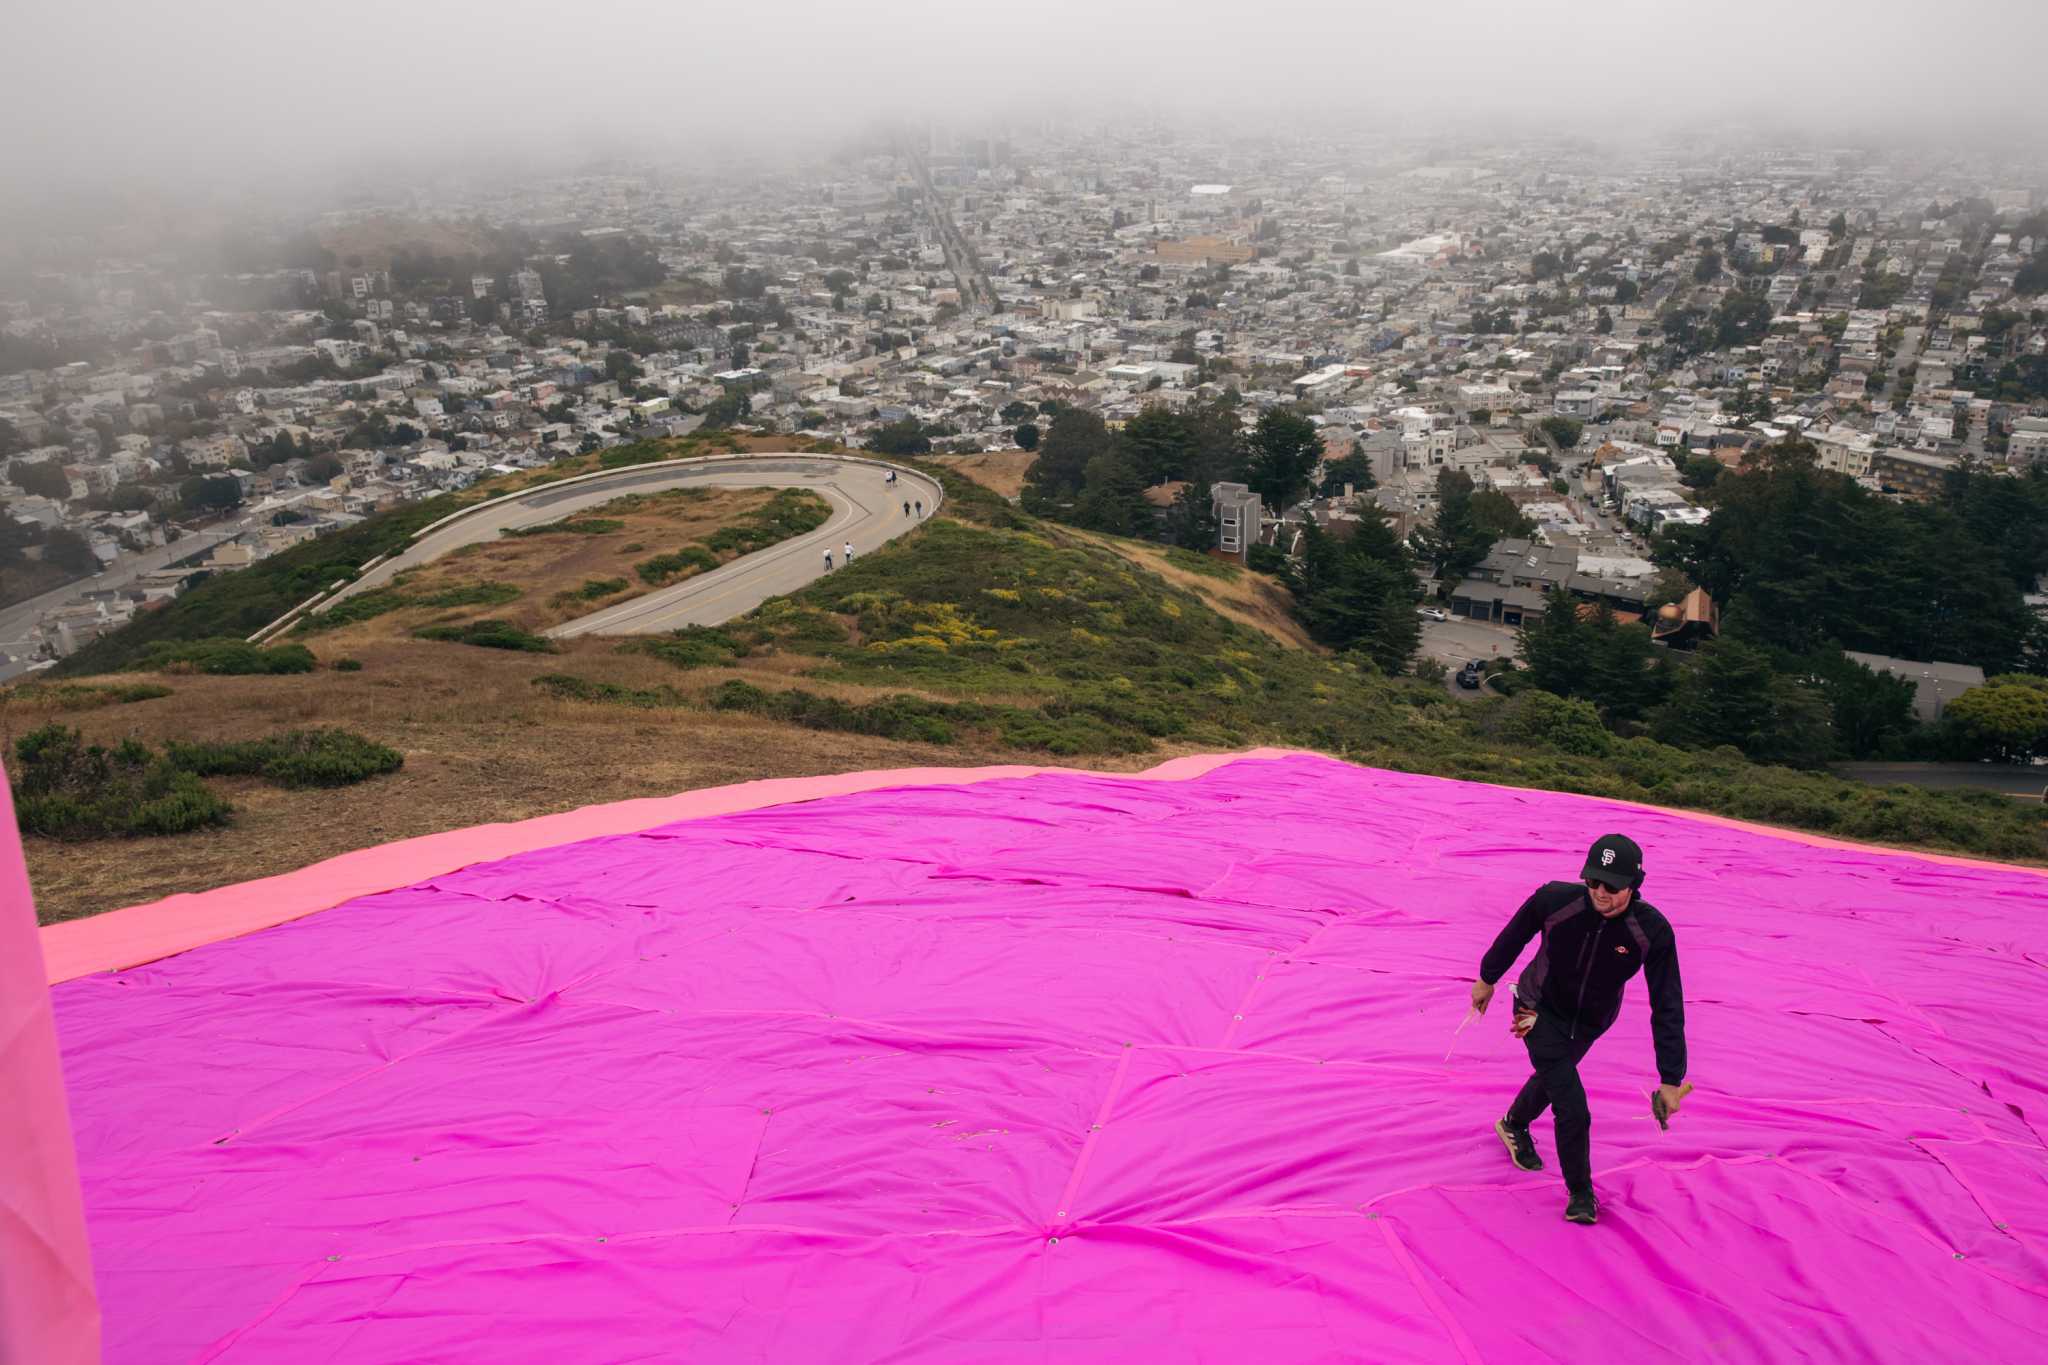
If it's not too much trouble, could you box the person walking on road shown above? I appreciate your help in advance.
[914,499,923,518]
[843,540,854,564]
[903,500,912,517]
[1469,834,1689,1226]
[822,548,834,572]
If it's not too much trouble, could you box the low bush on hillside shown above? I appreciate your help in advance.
[415,582,521,609]
[413,619,556,652]
[702,488,833,554]
[165,728,404,789]
[627,626,750,670]
[554,577,630,606]
[502,517,625,537]
[128,639,317,675]
[532,674,688,708]
[710,680,962,746]
[635,546,719,586]
[297,580,520,634]
[1165,548,1240,580]
[632,489,832,587]
[708,679,1149,755]
[10,726,232,839]
[0,682,172,711]
[1492,690,1611,757]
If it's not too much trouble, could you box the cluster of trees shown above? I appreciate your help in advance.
[344,413,424,449]
[1656,439,2048,676]
[0,506,98,579]
[8,456,72,501]
[1503,437,2048,770]
[1285,514,1423,674]
[1659,289,1774,357]
[1020,397,1327,539]
[1409,469,1536,583]
[1517,597,1910,768]
[1944,675,2048,763]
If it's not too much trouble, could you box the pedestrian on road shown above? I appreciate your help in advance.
[1469,834,1689,1227]
[903,500,911,517]
[823,548,834,571]
[843,540,854,563]
[914,499,923,517]
[886,470,897,485]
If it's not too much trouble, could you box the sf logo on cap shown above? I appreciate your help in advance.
[1601,849,1616,866]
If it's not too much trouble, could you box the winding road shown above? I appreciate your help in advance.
[307,453,943,639]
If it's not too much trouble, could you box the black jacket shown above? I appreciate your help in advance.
[1480,880,1687,1085]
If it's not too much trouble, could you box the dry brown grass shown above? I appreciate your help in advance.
[927,450,1035,500]
[8,630,1193,922]
[317,487,782,642]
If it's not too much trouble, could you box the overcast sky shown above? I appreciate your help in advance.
[5,0,2046,200]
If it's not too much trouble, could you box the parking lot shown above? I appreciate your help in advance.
[1418,614,1521,698]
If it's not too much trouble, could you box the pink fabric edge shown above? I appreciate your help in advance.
[39,747,2047,985]
[0,761,101,1363]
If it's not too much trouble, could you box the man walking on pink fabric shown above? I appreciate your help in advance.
[1468,834,1690,1226]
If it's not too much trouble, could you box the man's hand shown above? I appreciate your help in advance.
[1651,1082,1695,1129]
[1470,980,1495,1015]
[1511,1007,1537,1039]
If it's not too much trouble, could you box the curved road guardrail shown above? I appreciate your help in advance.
[252,452,943,643]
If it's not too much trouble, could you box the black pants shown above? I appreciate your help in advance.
[1505,1008,1605,1197]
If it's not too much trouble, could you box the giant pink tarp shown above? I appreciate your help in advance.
[49,753,2048,1360]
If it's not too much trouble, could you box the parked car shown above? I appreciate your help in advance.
[1418,606,1448,622]
[1456,660,1484,690]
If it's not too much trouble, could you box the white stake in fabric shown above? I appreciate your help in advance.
[1443,1005,1477,1061]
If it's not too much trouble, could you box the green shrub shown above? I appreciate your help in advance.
[1245,544,1287,575]
[532,674,687,708]
[575,577,629,599]
[297,588,409,633]
[415,581,520,609]
[1497,690,1612,756]
[10,725,232,839]
[413,619,557,652]
[629,626,749,670]
[166,729,404,788]
[130,639,317,675]
[0,682,172,710]
[635,546,720,586]
[333,658,363,672]
[1165,548,1240,579]
[502,517,625,537]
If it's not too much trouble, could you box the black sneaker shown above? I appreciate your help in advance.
[1564,1191,1599,1225]
[1495,1117,1542,1171]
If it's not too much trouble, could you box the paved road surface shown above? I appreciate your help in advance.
[0,525,245,683]
[307,454,941,640]
[1419,615,1520,700]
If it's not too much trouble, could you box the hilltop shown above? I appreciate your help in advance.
[8,435,2043,921]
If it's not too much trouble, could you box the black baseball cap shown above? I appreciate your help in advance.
[1581,833,1643,890]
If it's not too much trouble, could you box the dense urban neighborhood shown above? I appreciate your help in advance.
[6,130,2048,750]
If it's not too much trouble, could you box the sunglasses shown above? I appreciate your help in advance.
[1584,879,1628,894]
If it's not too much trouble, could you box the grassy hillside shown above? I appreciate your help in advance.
[12,453,2045,922]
